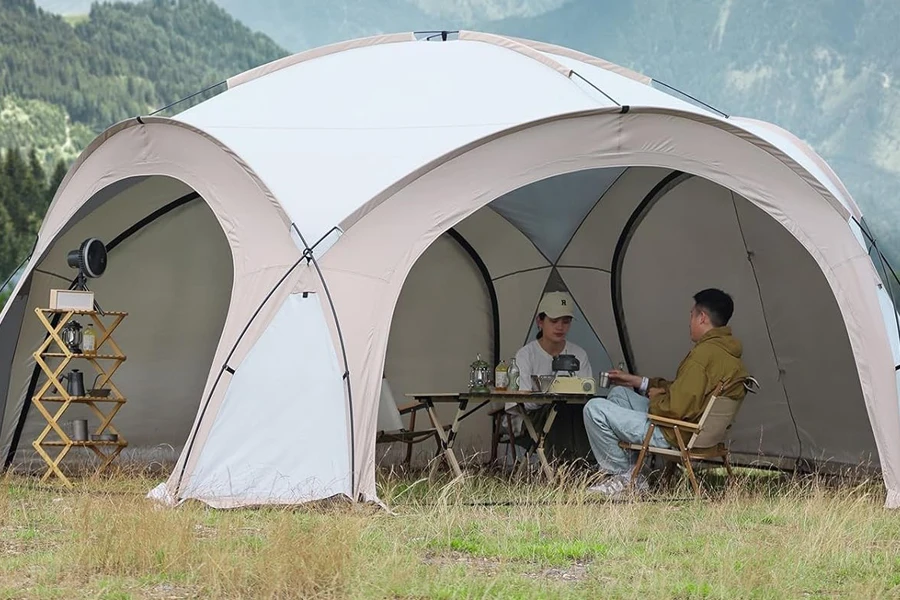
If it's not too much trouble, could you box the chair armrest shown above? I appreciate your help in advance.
[397,401,428,415]
[648,414,700,431]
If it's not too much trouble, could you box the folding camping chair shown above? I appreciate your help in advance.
[619,375,760,496]
[375,377,445,468]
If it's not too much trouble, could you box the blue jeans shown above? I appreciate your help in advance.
[583,386,671,475]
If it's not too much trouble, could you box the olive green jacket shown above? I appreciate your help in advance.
[648,326,750,447]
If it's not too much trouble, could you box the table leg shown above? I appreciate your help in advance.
[423,398,468,478]
[515,401,563,483]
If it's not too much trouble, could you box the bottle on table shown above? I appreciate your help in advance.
[495,359,509,391]
[508,358,520,391]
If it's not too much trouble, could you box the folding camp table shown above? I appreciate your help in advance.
[406,390,595,482]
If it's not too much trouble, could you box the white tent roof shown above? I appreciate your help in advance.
[0,31,897,510]
[174,32,807,246]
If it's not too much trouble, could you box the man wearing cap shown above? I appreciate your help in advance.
[505,291,593,438]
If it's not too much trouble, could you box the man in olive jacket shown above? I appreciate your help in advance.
[583,288,749,496]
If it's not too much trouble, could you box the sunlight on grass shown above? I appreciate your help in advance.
[0,467,895,598]
[62,14,89,26]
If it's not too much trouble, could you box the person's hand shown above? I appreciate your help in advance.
[606,369,642,388]
[648,387,665,399]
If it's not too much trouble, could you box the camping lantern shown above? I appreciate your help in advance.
[468,353,492,393]
[60,320,83,354]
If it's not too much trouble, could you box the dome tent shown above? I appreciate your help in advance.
[0,31,897,509]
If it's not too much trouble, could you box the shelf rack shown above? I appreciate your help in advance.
[30,307,129,486]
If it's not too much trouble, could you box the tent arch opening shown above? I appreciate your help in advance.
[0,175,234,470]
[376,163,877,471]
[335,108,892,489]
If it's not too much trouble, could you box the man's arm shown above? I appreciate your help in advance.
[648,359,709,421]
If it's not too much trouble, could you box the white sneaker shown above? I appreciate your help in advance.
[587,473,649,498]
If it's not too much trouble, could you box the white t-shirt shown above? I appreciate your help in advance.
[505,339,593,416]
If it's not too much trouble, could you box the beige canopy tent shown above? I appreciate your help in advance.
[0,31,897,509]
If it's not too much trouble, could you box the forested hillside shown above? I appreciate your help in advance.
[0,148,65,307]
[0,0,288,306]
[0,0,287,174]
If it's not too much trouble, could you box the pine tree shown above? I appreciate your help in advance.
[2,148,28,228]
[47,160,67,209]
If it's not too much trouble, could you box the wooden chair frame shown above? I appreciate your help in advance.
[376,401,446,468]
[619,375,760,496]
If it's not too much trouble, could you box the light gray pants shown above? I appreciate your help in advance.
[583,386,671,475]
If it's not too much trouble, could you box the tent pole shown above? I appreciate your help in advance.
[446,228,500,367]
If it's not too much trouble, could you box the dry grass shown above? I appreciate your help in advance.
[0,463,897,599]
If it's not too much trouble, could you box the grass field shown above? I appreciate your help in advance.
[0,464,897,599]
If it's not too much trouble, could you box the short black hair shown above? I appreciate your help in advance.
[693,288,734,327]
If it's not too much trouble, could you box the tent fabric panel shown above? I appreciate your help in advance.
[306,266,391,503]
[0,278,31,444]
[556,267,623,368]
[559,167,674,271]
[490,167,626,262]
[493,269,552,358]
[618,176,800,460]
[457,31,573,77]
[5,194,234,465]
[732,195,877,466]
[873,286,900,417]
[175,41,607,247]
[452,206,548,279]
[0,272,57,466]
[730,116,861,220]
[503,35,651,84]
[382,233,493,465]
[181,292,351,508]
[227,32,416,88]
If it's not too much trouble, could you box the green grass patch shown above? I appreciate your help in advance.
[62,14,89,26]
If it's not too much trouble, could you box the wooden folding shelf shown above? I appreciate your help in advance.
[30,307,128,487]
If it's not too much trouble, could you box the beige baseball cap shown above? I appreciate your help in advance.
[537,291,575,319]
